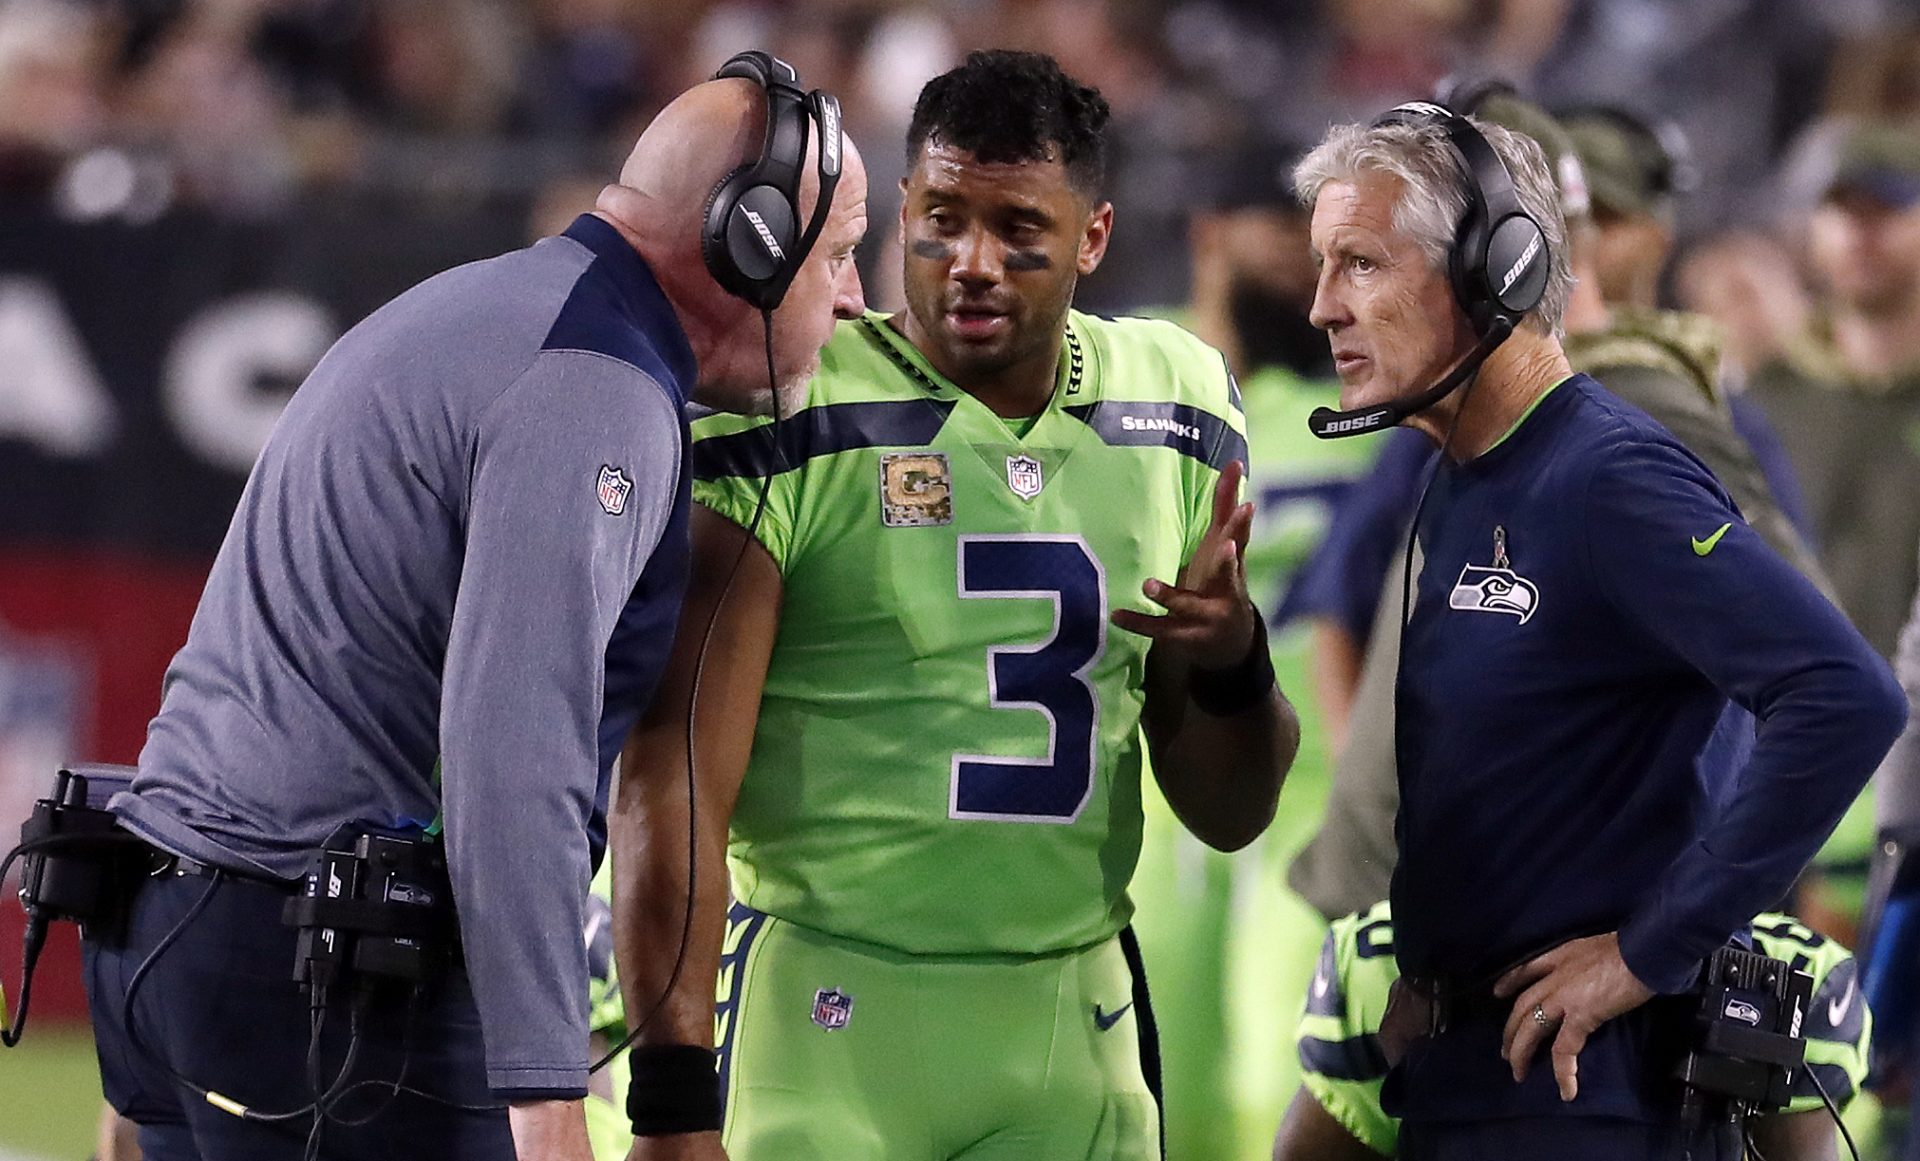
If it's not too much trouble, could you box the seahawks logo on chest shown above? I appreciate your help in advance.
[1447,524,1541,624]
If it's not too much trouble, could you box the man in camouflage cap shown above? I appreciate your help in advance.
[1556,103,1829,590]
[1560,107,1695,306]
[1746,121,1920,662]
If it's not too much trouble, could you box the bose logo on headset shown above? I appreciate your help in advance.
[820,98,842,173]
[743,208,786,261]
[1322,412,1388,434]
[1498,231,1542,297]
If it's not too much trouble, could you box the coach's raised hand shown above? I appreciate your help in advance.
[1121,458,1297,852]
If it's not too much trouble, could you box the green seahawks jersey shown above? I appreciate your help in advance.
[1297,904,1872,1157]
[692,310,1244,956]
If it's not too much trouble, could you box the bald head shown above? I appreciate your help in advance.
[603,76,858,254]
[592,72,868,415]
[614,77,765,237]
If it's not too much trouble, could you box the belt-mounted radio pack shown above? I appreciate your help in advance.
[282,823,454,1003]
[3,768,146,1046]
[1674,945,1814,1134]
[18,769,141,929]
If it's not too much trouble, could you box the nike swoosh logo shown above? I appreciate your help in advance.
[1093,1002,1133,1032]
[1691,522,1733,556]
[1312,971,1330,1000]
[1829,974,1859,1025]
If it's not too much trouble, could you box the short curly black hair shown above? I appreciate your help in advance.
[906,50,1112,197]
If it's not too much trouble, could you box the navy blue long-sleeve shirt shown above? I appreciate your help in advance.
[1391,374,1904,1121]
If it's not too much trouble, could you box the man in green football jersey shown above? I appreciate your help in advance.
[1274,904,1871,1161]
[610,50,1299,1161]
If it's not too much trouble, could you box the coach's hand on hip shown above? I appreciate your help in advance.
[1493,931,1654,1101]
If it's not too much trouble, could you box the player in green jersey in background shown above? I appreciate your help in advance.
[1275,904,1871,1161]
[611,50,1299,1161]
[1129,141,1383,1161]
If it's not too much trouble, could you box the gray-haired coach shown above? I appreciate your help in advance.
[83,54,867,1161]
[1294,102,1903,1160]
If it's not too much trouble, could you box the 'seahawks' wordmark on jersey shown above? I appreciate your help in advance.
[691,310,1246,957]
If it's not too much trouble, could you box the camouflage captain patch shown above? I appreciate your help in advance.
[879,452,952,527]
[811,987,854,1030]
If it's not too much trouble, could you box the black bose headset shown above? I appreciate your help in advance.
[1378,99,1550,335]
[1308,99,1550,438]
[701,51,843,311]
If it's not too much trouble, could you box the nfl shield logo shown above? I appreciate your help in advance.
[597,465,632,516]
[811,987,853,1030]
[1005,454,1043,500]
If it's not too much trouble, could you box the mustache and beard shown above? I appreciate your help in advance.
[1228,278,1332,380]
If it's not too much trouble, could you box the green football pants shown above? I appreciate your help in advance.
[717,904,1161,1161]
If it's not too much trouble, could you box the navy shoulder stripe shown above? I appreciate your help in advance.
[695,399,956,481]
[1064,401,1247,470]
[1299,1033,1389,1082]
[543,216,696,405]
[541,274,681,401]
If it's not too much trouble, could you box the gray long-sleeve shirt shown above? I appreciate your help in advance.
[117,214,694,1097]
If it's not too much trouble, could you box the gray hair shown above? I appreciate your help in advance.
[1293,115,1573,337]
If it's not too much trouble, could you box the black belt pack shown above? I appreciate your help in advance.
[281,822,455,999]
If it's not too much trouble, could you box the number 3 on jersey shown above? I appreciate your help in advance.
[951,535,1107,823]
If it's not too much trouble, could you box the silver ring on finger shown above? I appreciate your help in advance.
[1531,1003,1551,1027]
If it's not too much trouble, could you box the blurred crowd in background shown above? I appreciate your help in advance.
[2,0,1919,309]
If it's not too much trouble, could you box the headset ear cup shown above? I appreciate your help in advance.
[1484,214,1547,319]
[700,48,830,312]
[727,184,798,285]
[703,165,755,305]
[702,172,800,311]
[1449,210,1493,333]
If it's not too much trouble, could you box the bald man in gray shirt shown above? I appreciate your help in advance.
[85,56,868,1161]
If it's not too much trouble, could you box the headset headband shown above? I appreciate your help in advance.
[1373,100,1547,333]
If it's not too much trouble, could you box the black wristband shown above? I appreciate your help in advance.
[1187,609,1275,717]
[625,1045,723,1137]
